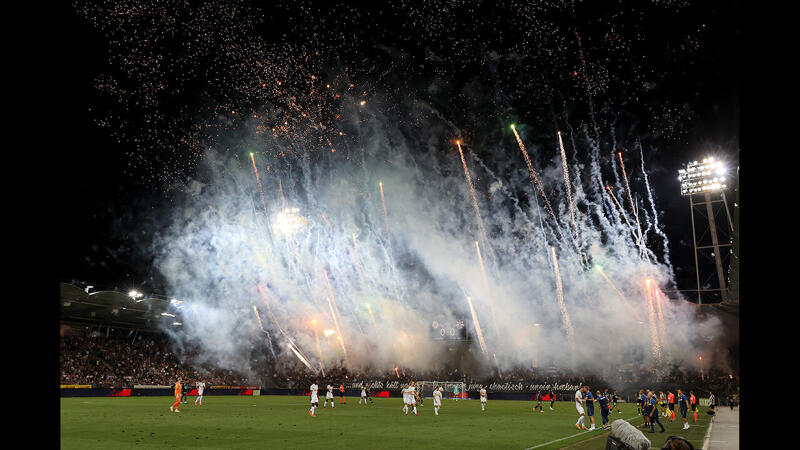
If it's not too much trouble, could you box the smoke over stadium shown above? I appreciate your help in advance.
[68,0,734,382]
[151,99,722,380]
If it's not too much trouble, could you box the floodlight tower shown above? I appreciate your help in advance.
[678,157,734,304]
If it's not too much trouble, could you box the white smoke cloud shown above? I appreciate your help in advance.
[152,98,719,381]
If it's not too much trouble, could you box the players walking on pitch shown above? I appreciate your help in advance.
[480,386,487,411]
[323,384,336,409]
[309,382,319,417]
[533,390,544,413]
[433,386,442,415]
[194,381,205,406]
[574,386,588,430]
[677,389,690,430]
[170,377,182,413]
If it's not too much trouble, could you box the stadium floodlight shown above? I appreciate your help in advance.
[271,207,309,235]
[173,322,182,326]
[323,329,335,337]
[678,157,729,196]
[161,312,176,317]
[128,290,144,300]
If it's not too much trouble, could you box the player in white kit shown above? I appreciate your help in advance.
[324,384,336,409]
[433,386,443,415]
[402,384,411,415]
[360,386,368,404]
[410,381,419,415]
[480,386,488,411]
[574,386,588,430]
[194,381,205,406]
[309,382,319,417]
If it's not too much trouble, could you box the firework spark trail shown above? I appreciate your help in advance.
[252,305,277,360]
[493,353,503,378]
[653,287,667,352]
[256,285,316,371]
[644,279,662,362]
[550,247,575,351]
[638,142,672,268]
[465,295,489,358]
[365,303,379,336]
[311,320,325,373]
[474,240,498,333]
[595,266,644,322]
[379,182,390,235]
[455,141,491,252]
[510,127,561,234]
[604,184,641,247]
[557,130,584,262]
[322,270,348,358]
[250,152,267,212]
[617,152,647,258]
[287,342,316,372]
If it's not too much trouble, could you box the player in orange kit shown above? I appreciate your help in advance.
[170,377,182,413]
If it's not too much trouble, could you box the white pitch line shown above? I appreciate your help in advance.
[523,416,640,449]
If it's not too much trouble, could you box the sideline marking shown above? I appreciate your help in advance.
[523,416,640,449]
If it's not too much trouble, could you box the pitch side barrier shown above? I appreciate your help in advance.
[60,385,261,397]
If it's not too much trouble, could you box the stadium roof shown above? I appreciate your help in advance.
[60,282,184,331]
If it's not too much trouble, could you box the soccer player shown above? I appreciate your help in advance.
[194,380,205,406]
[610,389,621,414]
[689,391,698,422]
[433,386,442,415]
[667,390,676,422]
[533,390,544,413]
[677,389,690,430]
[360,386,368,405]
[640,390,649,428]
[636,389,644,415]
[453,384,459,401]
[647,391,665,433]
[402,383,410,415]
[550,389,556,410]
[338,383,346,404]
[597,390,610,429]
[170,377,182,413]
[309,382,319,417]
[480,386,488,411]
[574,386,588,430]
[584,386,596,430]
[324,384,336,409]
[708,391,716,416]
[409,381,419,415]
[658,391,666,417]
[182,381,190,404]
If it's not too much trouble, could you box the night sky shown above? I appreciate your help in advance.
[57,0,739,297]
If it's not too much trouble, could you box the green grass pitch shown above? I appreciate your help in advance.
[60,396,711,449]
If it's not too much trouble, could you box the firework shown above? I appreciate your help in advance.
[617,152,647,257]
[379,181,390,235]
[550,247,575,350]
[474,240,497,331]
[465,295,489,358]
[644,279,663,362]
[455,141,490,251]
[595,265,644,321]
[510,126,560,228]
[250,152,267,212]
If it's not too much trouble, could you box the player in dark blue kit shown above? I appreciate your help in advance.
[677,389,690,430]
[639,390,649,428]
[609,389,621,414]
[647,392,665,433]
[596,390,610,428]
[584,387,596,430]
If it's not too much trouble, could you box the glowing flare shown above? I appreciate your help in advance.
[465,295,489,358]
[511,127,559,225]
[550,247,575,349]
[455,141,490,250]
